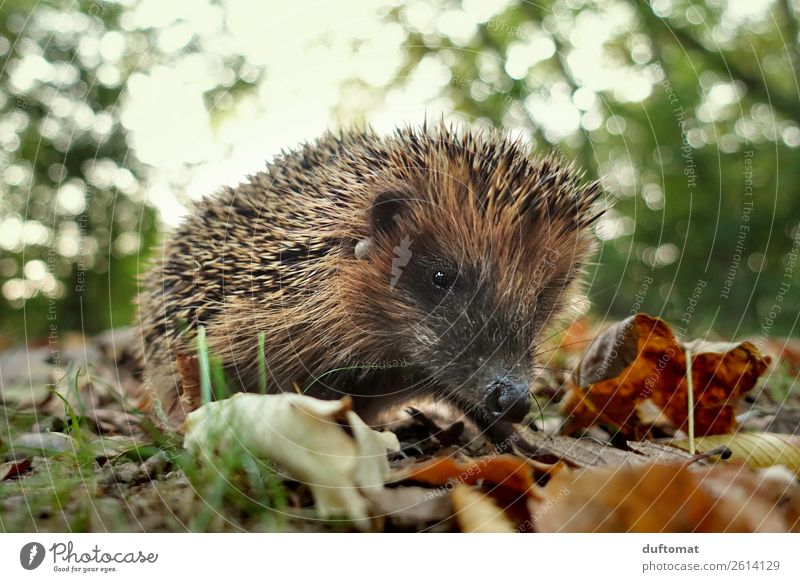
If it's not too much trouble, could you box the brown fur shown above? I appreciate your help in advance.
[135,123,602,429]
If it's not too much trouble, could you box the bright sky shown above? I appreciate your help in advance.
[116,0,778,226]
[121,0,440,224]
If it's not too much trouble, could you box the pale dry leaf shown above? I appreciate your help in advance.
[366,486,454,529]
[346,410,400,492]
[451,484,515,533]
[184,393,398,529]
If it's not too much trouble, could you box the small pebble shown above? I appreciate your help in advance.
[139,451,169,480]
[100,461,140,485]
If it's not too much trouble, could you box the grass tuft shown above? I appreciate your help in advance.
[197,326,213,405]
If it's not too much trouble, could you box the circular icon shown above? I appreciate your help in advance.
[19,542,46,570]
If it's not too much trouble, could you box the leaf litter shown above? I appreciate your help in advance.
[0,313,798,532]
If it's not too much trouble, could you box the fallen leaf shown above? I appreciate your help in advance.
[394,453,540,497]
[367,486,454,530]
[657,338,770,436]
[669,432,800,476]
[749,466,800,532]
[694,463,800,533]
[561,313,770,439]
[184,393,399,529]
[0,458,32,481]
[451,484,515,533]
[515,426,693,468]
[532,460,800,532]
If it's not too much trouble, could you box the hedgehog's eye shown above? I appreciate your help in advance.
[432,270,451,290]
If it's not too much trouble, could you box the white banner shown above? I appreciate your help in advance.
[1,533,797,581]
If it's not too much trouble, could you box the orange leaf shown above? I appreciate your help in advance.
[656,339,769,435]
[533,461,800,532]
[398,454,538,497]
[561,313,770,439]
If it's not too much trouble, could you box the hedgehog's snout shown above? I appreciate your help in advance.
[482,375,531,423]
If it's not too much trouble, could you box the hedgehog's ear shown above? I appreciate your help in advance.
[369,188,411,236]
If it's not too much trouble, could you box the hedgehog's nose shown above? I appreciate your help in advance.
[483,377,531,422]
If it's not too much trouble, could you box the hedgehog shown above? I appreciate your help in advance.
[135,123,603,448]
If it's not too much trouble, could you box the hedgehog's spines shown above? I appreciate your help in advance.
[135,123,603,426]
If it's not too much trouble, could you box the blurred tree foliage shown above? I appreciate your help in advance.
[0,0,260,339]
[385,0,800,337]
[1,0,797,343]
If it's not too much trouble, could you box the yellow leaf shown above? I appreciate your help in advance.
[669,433,800,476]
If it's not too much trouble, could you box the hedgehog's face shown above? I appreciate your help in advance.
[388,246,540,424]
[353,178,596,426]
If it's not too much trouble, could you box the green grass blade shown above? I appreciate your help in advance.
[210,354,229,400]
[197,326,213,405]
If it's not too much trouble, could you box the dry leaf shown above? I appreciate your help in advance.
[451,484,515,533]
[657,338,770,435]
[0,458,32,481]
[395,453,540,497]
[515,426,693,468]
[184,393,399,529]
[533,461,800,532]
[562,313,770,439]
[367,486,454,530]
[694,463,800,532]
[670,432,800,476]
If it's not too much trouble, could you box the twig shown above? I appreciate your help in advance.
[685,347,695,455]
